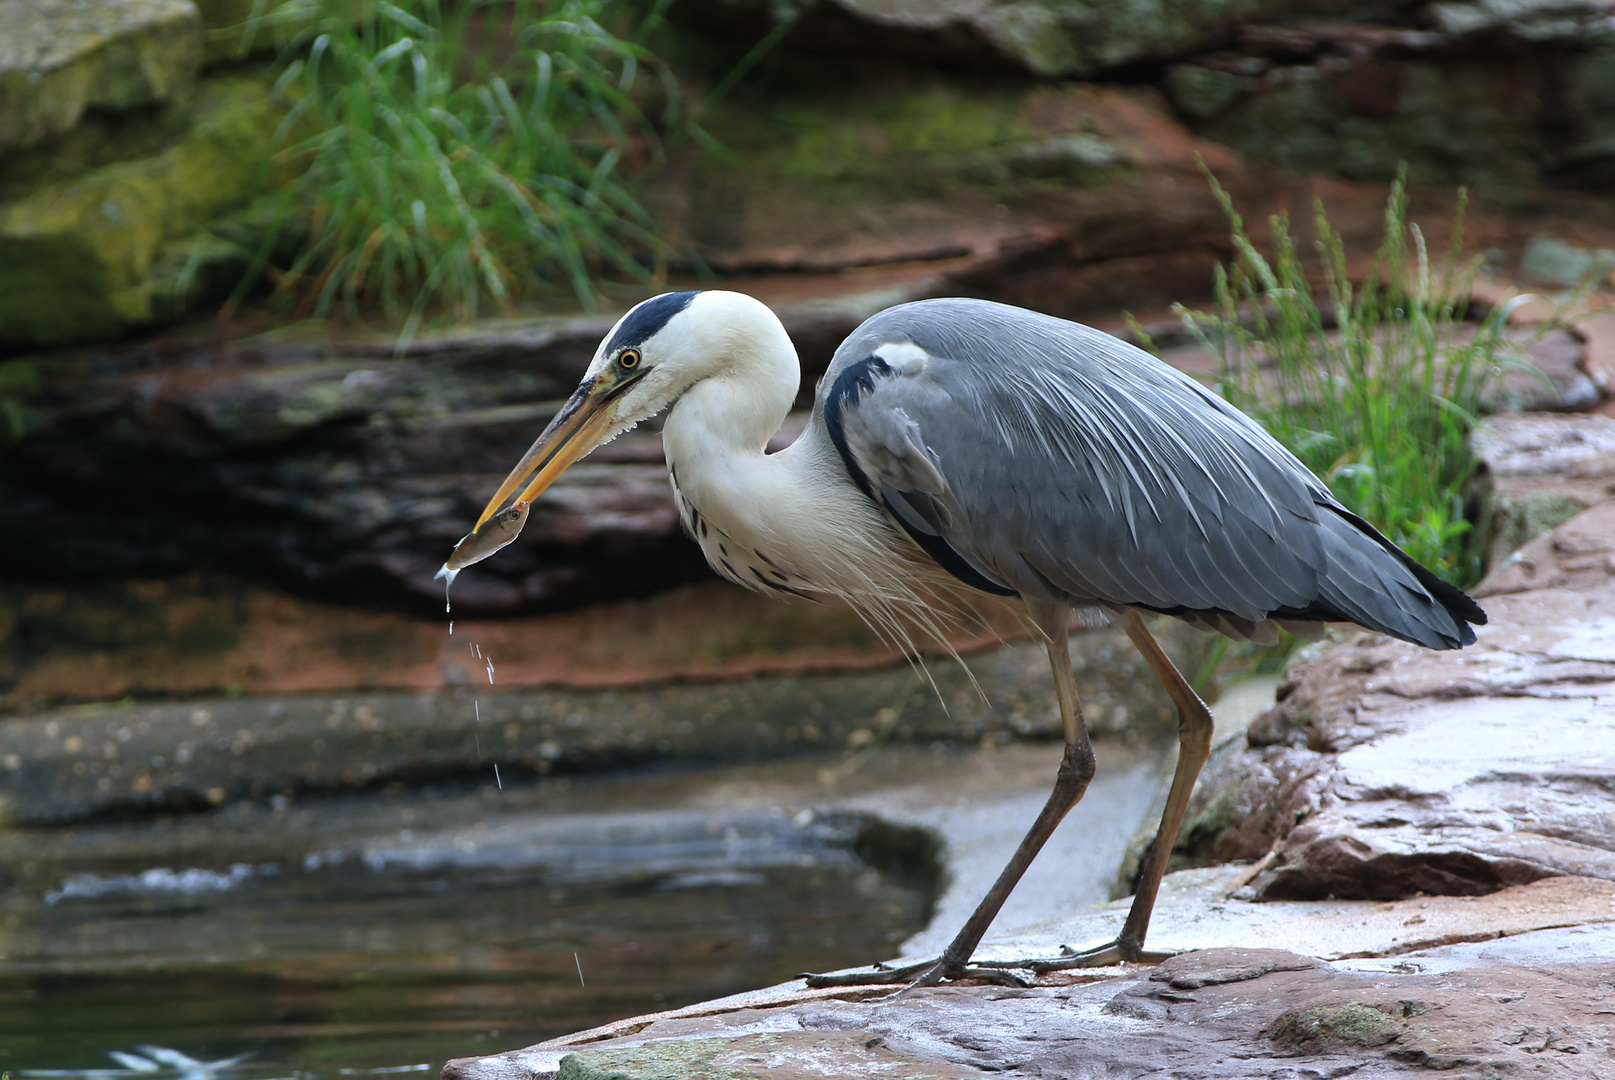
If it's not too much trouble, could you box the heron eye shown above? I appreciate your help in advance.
[618,348,641,370]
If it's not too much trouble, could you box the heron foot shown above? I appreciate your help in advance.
[801,957,1030,990]
[975,937,1174,973]
[801,958,933,988]
[802,939,1171,991]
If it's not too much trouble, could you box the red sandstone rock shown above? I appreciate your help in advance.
[1182,499,1615,901]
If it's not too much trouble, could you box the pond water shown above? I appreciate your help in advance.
[0,762,938,1078]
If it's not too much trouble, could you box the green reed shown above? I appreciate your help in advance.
[1181,166,1515,590]
[241,0,675,333]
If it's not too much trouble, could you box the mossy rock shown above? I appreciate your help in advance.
[1270,1000,1405,1050]
[0,0,203,153]
[0,68,284,345]
[1197,58,1549,188]
[656,79,1128,268]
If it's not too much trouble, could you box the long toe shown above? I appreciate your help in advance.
[801,958,937,988]
[966,939,1177,974]
[1030,940,1175,972]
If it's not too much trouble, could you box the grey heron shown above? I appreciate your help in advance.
[442,290,1486,987]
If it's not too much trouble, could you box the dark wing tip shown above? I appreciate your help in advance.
[1330,505,1487,648]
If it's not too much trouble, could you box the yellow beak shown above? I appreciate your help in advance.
[439,371,634,575]
[474,372,626,530]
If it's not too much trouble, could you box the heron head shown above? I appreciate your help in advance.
[452,291,779,559]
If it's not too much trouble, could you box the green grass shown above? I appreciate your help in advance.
[1180,165,1515,592]
[239,0,676,334]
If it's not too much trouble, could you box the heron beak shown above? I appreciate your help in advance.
[478,372,629,523]
[440,368,640,577]
[472,372,628,531]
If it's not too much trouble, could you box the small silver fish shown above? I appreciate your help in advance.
[439,501,530,578]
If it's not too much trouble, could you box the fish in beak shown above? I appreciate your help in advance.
[437,368,632,578]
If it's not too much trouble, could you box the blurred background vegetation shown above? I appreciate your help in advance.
[235,0,678,326]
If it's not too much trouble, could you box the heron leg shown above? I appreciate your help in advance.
[1018,609,1215,971]
[804,607,1097,990]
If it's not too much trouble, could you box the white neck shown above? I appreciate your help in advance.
[659,313,800,555]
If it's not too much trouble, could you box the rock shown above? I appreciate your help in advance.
[1177,498,1615,901]
[0,606,1211,821]
[0,280,960,611]
[1427,0,1615,44]
[1558,45,1615,187]
[647,81,1240,284]
[674,0,1293,79]
[1472,412,1615,570]
[1481,326,1606,414]
[0,68,284,345]
[447,925,1615,1079]
[1164,62,1261,120]
[667,1,1615,190]
[1521,234,1615,288]
[556,1033,988,1080]
[1197,54,1550,189]
[1164,9,1615,190]
[0,0,202,155]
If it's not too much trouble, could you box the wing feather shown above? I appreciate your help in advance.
[819,298,1482,649]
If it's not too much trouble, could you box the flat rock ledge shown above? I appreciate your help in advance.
[444,877,1615,1079]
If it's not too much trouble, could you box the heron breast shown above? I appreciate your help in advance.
[669,466,813,597]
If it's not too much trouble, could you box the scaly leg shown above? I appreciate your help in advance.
[995,609,1215,971]
[805,602,1096,988]
[805,609,1217,988]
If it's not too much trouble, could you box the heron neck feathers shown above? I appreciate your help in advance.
[661,332,804,547]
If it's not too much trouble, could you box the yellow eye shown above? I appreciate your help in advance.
[618,348,641,370]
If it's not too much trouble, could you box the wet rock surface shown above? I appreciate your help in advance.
[450,926,1615,1079]
[0,576,988,709]
[1473,411,1615,568]
[433,362,1615,1080]
[0,285,916,612]
[0,736,1167,1066]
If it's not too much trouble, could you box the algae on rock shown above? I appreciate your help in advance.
[0,69,284,345]
[0,0,203,154]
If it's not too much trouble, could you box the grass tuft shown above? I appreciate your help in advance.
[240,0,676,335]
[1180,165,1517,591]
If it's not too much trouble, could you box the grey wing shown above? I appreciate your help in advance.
[817,298,1481,649]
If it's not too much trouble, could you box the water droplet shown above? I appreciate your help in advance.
[435,565,459,613]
